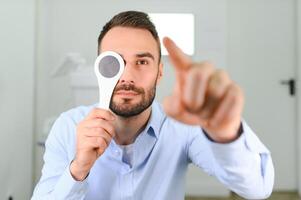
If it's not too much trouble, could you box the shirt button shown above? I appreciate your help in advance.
[115,150,120,155]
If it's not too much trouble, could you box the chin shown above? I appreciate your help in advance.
[114,96,141,104]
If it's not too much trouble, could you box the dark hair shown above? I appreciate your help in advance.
[97,10,161,62]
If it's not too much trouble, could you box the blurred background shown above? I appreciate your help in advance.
[1,0,301,199]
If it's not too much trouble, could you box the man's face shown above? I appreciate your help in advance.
[100,26,163,117]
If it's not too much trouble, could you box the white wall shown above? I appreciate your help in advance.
[297,0,301,196]
[0,0,35,199]
[227,0,297,190]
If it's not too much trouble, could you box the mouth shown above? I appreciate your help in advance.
[115,90,139,97]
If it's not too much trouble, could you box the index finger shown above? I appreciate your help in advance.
[163,37,192,71]
[86,108,115,121]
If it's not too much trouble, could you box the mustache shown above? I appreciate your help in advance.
[114,84,144,94]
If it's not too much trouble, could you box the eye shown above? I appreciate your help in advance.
[136,60,149,65]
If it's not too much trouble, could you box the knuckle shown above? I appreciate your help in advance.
[104,110,112,117]
[90,108,105,118]
[234,86,244,103]
[99,138,107,148]
[107,126,115,137]
[190,102,202,112]
[96,118,104,127]
[90,108,98,116]
[228,84,243,102]
[100,120,115,136]
[201,60,215,70]
[95,137,102,146]
[189,67,206,83]
[215,69,228,80]
[97,148,105,156]
[93,127,103,135]
[196,69,206,81]
[208,80,225,98]
[230,83,242,95]
[209,85,223,98]
[191,63,215,82]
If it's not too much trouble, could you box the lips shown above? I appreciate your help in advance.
[115,90,139,96]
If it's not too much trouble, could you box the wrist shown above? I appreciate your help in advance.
[70,159,90,181]
[203,122,243,143]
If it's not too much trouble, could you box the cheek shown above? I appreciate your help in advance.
[136,68,158,85]
[137,78,157,94]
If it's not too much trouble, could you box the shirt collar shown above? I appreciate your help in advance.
[144,100,167,139]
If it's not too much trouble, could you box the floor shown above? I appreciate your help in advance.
[185,192,300,200]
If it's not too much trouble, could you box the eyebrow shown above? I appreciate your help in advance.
[135,52,155,61]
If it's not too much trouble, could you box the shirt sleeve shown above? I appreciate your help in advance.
[187,120,274,199]
[31,114,89,200]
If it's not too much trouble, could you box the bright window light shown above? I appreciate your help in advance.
[149,13,195,55]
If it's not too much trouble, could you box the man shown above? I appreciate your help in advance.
[32,11,274,200]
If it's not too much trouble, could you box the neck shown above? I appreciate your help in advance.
[113,106,152,145]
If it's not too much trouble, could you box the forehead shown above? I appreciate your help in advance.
[100,26,159,60]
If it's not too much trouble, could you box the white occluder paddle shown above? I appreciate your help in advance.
[94,51,125,109]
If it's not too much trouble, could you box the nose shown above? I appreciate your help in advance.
[118,61,135,84]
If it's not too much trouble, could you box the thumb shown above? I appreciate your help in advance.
[163,36,192,72]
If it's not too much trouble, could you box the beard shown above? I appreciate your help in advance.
[109,82,156,118]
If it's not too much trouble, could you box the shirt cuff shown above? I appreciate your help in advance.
[202,122,243,143]
[52,164,89,199]
[206,120,270,164]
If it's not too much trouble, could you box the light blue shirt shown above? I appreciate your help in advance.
[32,101,274,200]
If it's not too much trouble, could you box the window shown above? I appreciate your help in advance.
[149,13,195,55]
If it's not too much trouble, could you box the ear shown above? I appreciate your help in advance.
[156,62,163,85]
